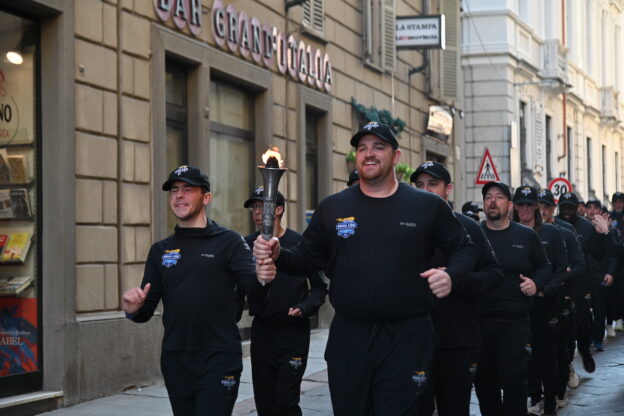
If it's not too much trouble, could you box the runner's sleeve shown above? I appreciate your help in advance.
[292,271,328,318]
[529,230,552,291]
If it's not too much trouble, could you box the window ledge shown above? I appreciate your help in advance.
[301,26,327,44]
[363,59,385,74]
[77,310,161,322]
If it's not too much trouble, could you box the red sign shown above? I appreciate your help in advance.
[547,177,573,203]
[475,148,501,184]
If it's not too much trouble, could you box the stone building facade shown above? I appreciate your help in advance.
[462,0,624,204]
[0,0,462,410]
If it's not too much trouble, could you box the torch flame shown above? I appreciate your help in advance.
[261,146,285,168]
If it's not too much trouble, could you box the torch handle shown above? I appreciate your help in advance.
[261,199,276,241]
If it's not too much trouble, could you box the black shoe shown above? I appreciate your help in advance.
[581,351,596,373]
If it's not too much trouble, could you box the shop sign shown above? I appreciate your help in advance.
[211,0,333,92]
[396,15,445,50]
[153,0,203,36]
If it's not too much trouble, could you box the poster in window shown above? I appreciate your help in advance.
[0,297,38,376]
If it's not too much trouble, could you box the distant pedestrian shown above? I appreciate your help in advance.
[122,166,273,416]
[254,122,477,415]
[461,201,482,222]
[346,169,360,187]
[237,187,327,416]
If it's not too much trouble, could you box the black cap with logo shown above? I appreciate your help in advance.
[350,121,399,149]
[537,188,555,206]
[558,192,579,207]
[512,185,539,205]
[162,165,211,191]
[461,201,482,215]
[585,198,602,208]
[410,161,452,184]
[612,192,624,203]
[243,186,285,208]
[347,170,360,187]
[481,181,512,200]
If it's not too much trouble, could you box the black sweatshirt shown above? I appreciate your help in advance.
[427,213,503,348]
[276,183,477,323]
[479,221,551,322]
[552,220,586,299]
[128,221,267,352]
[535,223,567,296]
[237,228,328,325]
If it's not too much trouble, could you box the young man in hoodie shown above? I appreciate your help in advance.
[122,166,273,416]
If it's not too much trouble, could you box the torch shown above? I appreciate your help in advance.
[257,147,286,284]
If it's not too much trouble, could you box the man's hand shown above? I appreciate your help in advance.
[122,283,151,315]
[519,275,536,296]
[254,235,280,261]
[604,274,614,287]
[421,268,452,298]
[592,214,610,234]
[257,258,276,284]
[288,307,303,318]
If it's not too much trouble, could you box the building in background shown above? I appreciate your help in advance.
[462,0,624,205]
[0,0,462,411]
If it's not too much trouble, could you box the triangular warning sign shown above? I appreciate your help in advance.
[475,148,501,184]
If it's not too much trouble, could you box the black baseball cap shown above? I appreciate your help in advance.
[347,170,360,187]
[558,192,579,207]
[481,181,512,200]
[461,201,482,215]
[512,185,539,205]
[162,165,210,191]
[243,186,285,208]
[585,198,602,208]
[537,188,555,206]
[612,192,624,203]
[350,121,399,149]
[410,161,452,184]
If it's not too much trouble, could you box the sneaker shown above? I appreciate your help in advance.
[557,397,569,408]
[594,340,606,351]
[616,319,624,331]
[581,351,596,373]
[527,400,544,415]
[568,364,580,388]
[607,324,616,338]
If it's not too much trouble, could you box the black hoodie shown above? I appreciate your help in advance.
[129,220,268,352]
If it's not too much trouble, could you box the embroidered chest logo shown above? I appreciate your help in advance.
[221,375,237,391]
[289,357,304,370]
[612,220,618,227]
[411,370,427,386]
[511,244,524,249]
[162,249,181,268]
[336,217,358,238]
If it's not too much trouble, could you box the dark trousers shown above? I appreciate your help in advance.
[419,346,480,416]
[528,298,559,411]
[474,320,531,416]
[574,292,593,355]
[591,283,607,342]
[606,281,623,323]
[250,319,310,416]
[558,299,575,397]
[161,350,242,416]
[324,313,433,416]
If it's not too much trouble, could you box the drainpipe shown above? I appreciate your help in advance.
[559,0,568,164]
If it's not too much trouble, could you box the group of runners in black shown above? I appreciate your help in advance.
[121,122,623,415]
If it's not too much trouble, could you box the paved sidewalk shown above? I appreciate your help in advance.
[40,327,624,415]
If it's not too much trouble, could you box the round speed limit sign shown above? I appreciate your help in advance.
[547,177,573,203]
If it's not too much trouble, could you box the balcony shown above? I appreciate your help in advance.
[600,86,619,120]
[540,39,568,84]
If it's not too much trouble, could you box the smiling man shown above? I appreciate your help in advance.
[122,165,273,416]
[253,122,477,415]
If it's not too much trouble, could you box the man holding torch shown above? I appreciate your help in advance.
[254,122,477,415]
[121,165,274,416]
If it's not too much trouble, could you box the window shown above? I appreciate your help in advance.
[303,0,324,34]
[585,0,592,75]
[362,0,395,71]
[305,110,321,211]
[567,126,573,180]
[426,152,446,164]
[209,80,254,235]
[165,60,189,231]
[0,9,41,395]
[545,115,552,181]
[441,0,459,99]
[587,137,592,192]
[519,101,527,170]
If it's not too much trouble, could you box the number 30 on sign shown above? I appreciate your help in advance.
[547,177,573,203]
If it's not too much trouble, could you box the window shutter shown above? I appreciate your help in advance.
[362,0,373,60]
[381,0,395,71]
[303,0,324,33]
[441,0,458,99]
